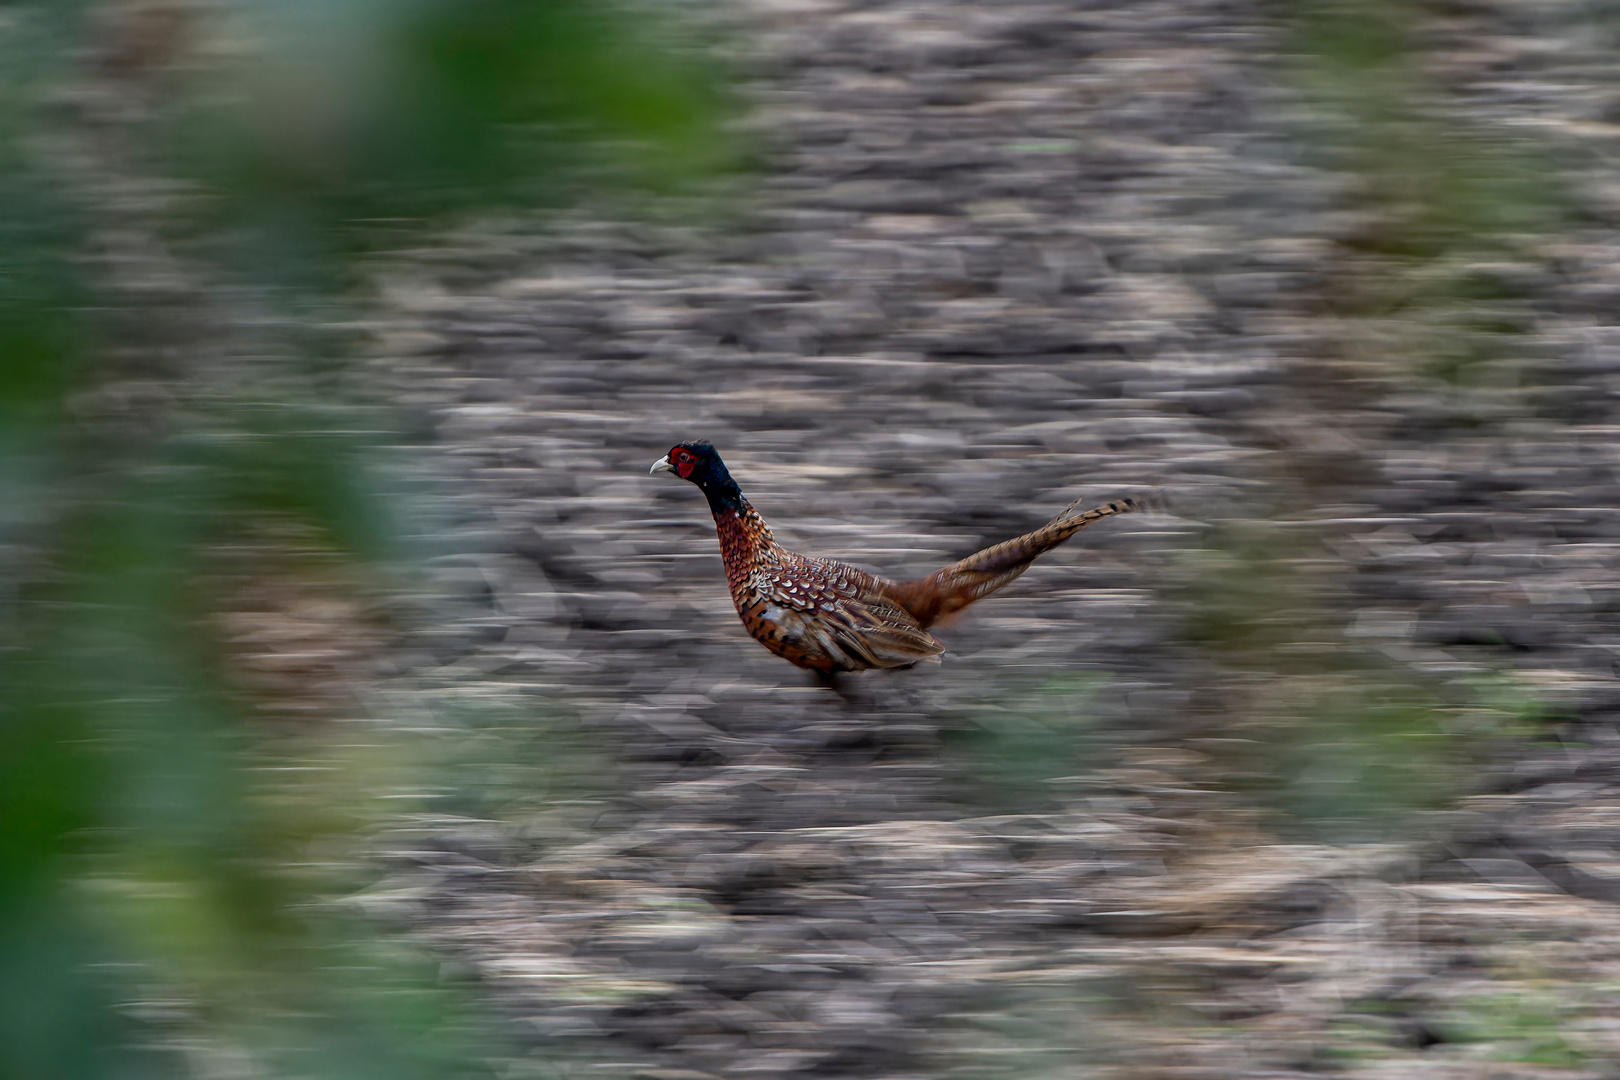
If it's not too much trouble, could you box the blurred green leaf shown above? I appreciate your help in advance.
[169,0,734,258]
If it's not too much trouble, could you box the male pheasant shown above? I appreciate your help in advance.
[651,442,1137,676]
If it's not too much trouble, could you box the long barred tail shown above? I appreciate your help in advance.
[886,495,1140,629]
[1047,495,1141,537]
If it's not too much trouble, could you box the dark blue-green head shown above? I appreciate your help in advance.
[650,441,743,510]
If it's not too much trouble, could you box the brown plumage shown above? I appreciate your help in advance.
[652,442,1137,676]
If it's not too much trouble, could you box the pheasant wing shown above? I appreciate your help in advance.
[756,556,944,671]
[814,591,946,669]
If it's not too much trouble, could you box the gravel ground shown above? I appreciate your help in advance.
[364,0,1620,1076]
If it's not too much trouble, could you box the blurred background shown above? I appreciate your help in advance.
[7,0,1620,1078]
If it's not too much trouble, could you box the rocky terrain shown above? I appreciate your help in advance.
[361,0,1620,1076]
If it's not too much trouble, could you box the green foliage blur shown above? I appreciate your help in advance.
[1177,0,1576,837]
[0,2,730,1076]
[943,674,1118,811]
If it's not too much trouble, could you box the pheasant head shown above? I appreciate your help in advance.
[651,442,744,508]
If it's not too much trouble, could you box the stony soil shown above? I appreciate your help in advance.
[363,0,1620,1077]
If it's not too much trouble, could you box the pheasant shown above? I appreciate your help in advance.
[651,442,1137,677]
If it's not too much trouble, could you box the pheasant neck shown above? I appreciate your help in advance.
[709,494,780,590]
[699,472,746,517]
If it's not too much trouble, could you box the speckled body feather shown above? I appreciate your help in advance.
[714,501,946,673]
[654,443,1136,675]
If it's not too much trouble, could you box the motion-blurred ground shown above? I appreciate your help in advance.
[363,2,1620,1078]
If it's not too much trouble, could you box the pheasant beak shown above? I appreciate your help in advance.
[650,455,674,476]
